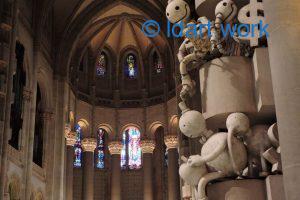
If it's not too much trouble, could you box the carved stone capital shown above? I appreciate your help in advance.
[41,111,54,121]
[23,88,32,101]
[64,124,72,138]
[108,141,123,155]
[65,131,76,146]
[82,138,97,152]
[141,140,155,154]
[164,135,178,150]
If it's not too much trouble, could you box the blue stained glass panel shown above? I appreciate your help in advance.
[96,128,105,169]
[74,124,82,167]
[120,133,127,168]
[96,52,106,76]
[124,54,138,78]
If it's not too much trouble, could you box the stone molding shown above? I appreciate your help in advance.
[164,135,178,150]
[141,140,155,154]
[40,111,54,121]
[23,87,32,101]
[82,138,97,152]
[108,141,123,155]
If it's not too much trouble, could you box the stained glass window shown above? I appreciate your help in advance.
[124,54,137,78]
[96,128,105,169]
[120,127,142,169]
[121,132,127,168]
[74,124,82,167]
[96,52,106,76]
[153,51,163,74]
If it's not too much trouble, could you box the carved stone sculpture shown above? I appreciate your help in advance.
[242,125,273,177]
[179,113,249,200]
[263,123,282,173]
[166,0,219,109]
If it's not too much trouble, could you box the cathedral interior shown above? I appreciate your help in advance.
[0,0,299,199]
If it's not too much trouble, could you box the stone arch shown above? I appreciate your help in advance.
[148,121,165,139]
[120,123,143,139]
[168,115,179,135]
[120,123,143,134]
[97,123,115,140]
[77,118,90,136]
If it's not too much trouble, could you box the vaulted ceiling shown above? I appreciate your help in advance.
[42,0,175,108]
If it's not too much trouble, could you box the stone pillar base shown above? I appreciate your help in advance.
[266,175,285,200]
[207,179,266,200]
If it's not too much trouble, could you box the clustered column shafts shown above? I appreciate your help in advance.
[108,141,122,200]
[81,138,97,200]
[164,135,180,200]
[0,0,17,198]
[141,140,156,200]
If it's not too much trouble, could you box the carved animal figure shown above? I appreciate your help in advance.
[179,112,249,200]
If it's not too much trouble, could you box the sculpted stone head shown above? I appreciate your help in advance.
[215,0,238,22]
[166,0,191,23]
[179,109,207,138]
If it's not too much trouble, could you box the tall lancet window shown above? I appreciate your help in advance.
[152,51,163,74]
[96,128,105,169]
[33,84,44,167]
[74,124,83,167]
[121,127,142,169]
[9,41,26,149]
[124,54,138,79]
[96,52,106,76]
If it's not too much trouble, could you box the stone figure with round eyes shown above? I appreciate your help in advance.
[178,109,248,200]
[166,0,219,109]
[165,0,239,111]
[212,0,238,54]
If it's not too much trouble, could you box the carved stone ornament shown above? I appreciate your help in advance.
[65,131,76,146]
[108,141,123,155]
[141,140,156,154]
[23,88,32,101]
[82,138,97,152]
[164,135,178,150]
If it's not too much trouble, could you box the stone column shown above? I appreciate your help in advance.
[0,0,17,197]
[64,127,76,200]
[108,141,122,200]
[141,140,156,200]
[164,135,180,200]
[263,1,300,199]
[81,138,97,200]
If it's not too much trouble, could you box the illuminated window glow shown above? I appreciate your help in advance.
[74,124,82,167]
[120,127,142,169]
